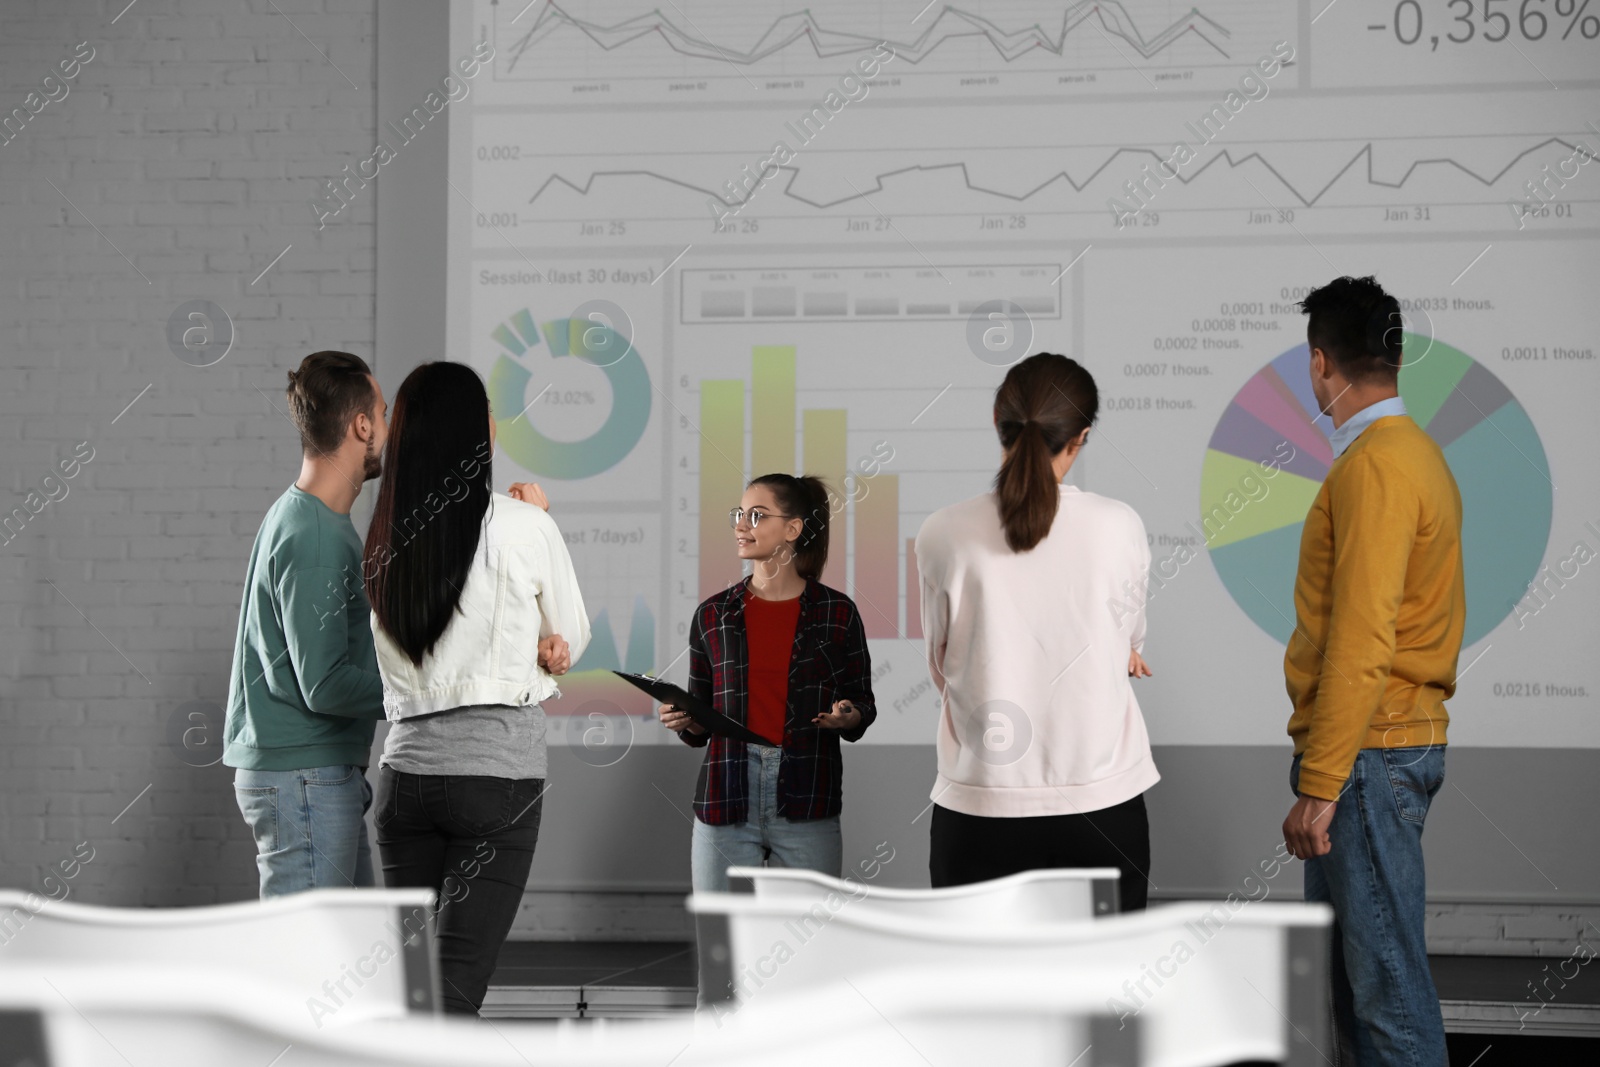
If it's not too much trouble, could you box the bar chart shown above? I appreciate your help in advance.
[694,344,914,640]
[680,265,1063,325]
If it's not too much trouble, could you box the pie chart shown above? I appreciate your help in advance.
[1201,335,1551,647]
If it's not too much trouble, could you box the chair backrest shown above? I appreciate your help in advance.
[0,971,515,1067]
[690,894,1333,1067]
[0,966,1145,1067]
[689,965,1145,1067]
[724,865,1120,923]
[0,887,439,1026]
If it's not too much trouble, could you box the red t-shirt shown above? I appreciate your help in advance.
[744,589,801,745]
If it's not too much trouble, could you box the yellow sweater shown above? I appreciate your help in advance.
[1285,415,1466,800]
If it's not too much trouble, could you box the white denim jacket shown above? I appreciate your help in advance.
[372,493,591,720]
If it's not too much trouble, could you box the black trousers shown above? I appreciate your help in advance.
[928,793,1151,912]
[376,768,544,1014]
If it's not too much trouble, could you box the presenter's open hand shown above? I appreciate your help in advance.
[509,482,549,510]
[1128,650,1152,678]
[1282,795,1338,860]
[658,704,705,735]
[813,700,862,730]
[537,634,570,675]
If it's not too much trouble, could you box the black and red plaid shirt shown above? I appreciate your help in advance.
[679,576,877,825]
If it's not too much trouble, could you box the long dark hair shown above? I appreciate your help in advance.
[364,362,493,665]
[993,353,1098,553]
[748,473,832,582]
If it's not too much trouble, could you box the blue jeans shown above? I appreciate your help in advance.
[1293,747,1447,1067]
[234,765,374,898]
[690,745,842,893]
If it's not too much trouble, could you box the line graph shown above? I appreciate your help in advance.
[516,136,1598,213]
[496,1,1239,75]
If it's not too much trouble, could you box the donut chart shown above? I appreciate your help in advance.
[1201,336,1552,647]
[487,313,652,480]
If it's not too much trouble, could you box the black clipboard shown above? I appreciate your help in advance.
[611,670,778,747]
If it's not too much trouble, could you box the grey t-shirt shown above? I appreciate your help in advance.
[380,703,546,780]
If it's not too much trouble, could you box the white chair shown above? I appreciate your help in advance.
[0,965,1143,1067]
[725,865,1121,924]
[684,965,1144,1067]
[0,887,439,1026]
[690,893,1334,1067]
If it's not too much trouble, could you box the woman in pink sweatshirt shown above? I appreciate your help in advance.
[913,352,1158,910]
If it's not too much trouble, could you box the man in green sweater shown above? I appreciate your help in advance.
[225,351,390,898]
[1282,277,1465,1066]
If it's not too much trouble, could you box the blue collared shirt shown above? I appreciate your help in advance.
[1329,396,1407,458]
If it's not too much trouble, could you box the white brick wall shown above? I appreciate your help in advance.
[0,0,376,906]
[513,891,696,943]
[1427,901,1600,957]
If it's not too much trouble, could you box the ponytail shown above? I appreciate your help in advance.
[995,420,1062,554]
[992,353,1098,553]
[748,473,832,581]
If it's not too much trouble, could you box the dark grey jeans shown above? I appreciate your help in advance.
[375,768,544,1014]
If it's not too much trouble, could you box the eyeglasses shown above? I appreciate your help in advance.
[729,507,793,529]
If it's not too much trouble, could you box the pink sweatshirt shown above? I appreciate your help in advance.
[914,486,1159,817]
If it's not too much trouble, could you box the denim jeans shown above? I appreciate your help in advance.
[376,769,544,1015]
[233,765,374,899]
[1293,746,1448,1067]
[690,744,842,893]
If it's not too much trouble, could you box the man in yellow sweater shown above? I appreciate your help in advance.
[1282,276,1465,1067]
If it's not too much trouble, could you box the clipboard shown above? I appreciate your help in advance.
[611,670,778,747]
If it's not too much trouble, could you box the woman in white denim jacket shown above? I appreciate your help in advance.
[363,361,589,1015]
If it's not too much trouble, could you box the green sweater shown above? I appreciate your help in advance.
[223,485,384,770]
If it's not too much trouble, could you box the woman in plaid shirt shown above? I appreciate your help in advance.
[658,474,877,892]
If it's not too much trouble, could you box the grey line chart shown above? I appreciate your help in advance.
[497,2,1235,75]
[517,137,1594,214]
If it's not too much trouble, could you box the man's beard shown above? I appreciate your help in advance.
[362,434,382,481]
